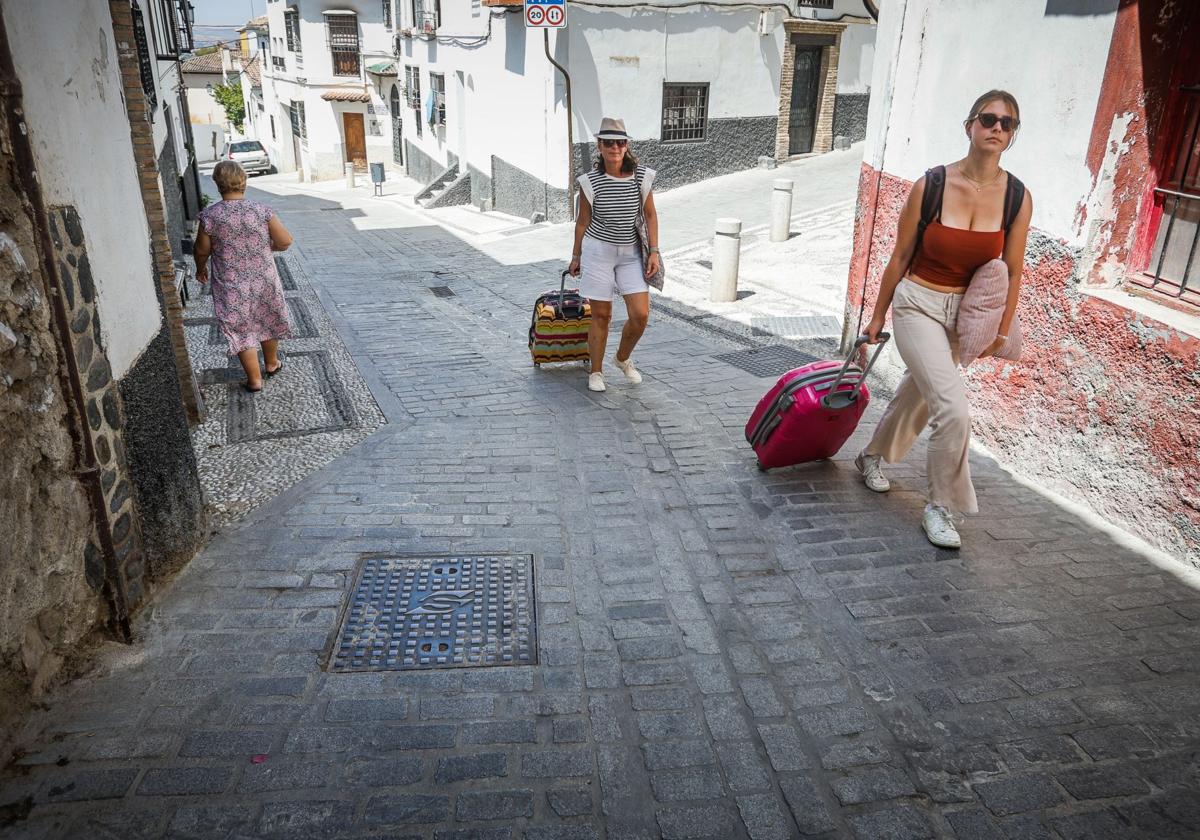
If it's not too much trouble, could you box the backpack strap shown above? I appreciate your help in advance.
[1002,173,1026,234]
[907,165,945,271]
[920,165,946,230]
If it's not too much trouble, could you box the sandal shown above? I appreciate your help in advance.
[265,361,283,377]
[242,382,263,393]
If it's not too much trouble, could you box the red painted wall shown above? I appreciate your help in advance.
[847,163,1200,563]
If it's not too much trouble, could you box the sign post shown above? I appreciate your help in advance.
[525,0,566,29]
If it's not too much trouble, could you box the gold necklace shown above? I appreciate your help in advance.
[959,164,1004,192]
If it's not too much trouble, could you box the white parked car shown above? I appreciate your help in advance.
[221,140,272,175]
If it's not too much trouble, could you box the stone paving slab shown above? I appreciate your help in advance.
[2,181,1199,840]
[184,247,385,527]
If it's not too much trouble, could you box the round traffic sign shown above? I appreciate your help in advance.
[526,5,545,25]
[546,5,564,25]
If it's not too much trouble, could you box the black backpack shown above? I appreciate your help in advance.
[914,164,1026,257]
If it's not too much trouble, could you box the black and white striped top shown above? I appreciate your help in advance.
[578,165,656,245]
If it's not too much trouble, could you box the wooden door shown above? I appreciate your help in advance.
[788,47,822,155]
[343,112,367,171]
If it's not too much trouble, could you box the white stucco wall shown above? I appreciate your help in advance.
[568,6,784,142]
[836,21,875,94]
[7,0,161,380]
[185,72,228,126]
[395,8,564,187]
[863,0,1118,241]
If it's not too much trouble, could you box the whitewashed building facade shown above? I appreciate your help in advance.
[248,0,875,219]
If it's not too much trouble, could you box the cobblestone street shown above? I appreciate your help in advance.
[3,178,1200,840]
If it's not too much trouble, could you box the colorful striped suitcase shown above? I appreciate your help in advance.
[529,270,592,366]
[745,334,890,470]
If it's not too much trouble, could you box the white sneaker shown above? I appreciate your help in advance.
[588,372,606,392]
[922,504,962,549]
[614,356,642,384]
[855,451,890,493]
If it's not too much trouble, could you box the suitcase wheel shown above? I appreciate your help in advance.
[756,460,767,472]
[534,362,541,368]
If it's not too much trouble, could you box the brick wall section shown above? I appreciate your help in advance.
[108,0,202,425]
[775,20,846,159]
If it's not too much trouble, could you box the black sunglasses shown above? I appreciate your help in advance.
[972,112,1019,132]
[600,138,628,148]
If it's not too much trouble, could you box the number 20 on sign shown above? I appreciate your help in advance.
[525,0,566,28]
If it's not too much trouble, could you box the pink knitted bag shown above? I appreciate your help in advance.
[956,258,1023,366]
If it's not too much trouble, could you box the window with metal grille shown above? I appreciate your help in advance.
[130,2,158,111]
[289,100,307,143]
[326,13,360,76]
[429,72,446,127]
[1137,85,1200,306]
[149,0,177,57]
[661,83,709,142]
[416,0,439,34]
[406,66,423,137]
[272,55,285,70]
[797,0,834,7]
[284,9,301,51]
[383,0,393,30]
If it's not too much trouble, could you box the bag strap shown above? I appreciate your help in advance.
[1002,173,1026,234]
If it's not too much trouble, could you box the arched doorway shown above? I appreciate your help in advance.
[389,84,403,165]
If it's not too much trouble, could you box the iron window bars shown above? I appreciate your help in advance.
[326,13,360,77]
[149,0,194,59]
[429,72,446,127]
[662,83,710,142]
[384,0,393,30]
[1138,86,1200,306]
[130,2,157,111]
[284,9,301,52]
[406,65,422,137]
[289,100,307,143]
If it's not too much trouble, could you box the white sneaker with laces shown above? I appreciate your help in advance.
[614,356,642,384]
[588,372,606,392]
[855,451,890,493]
[922,504,962,549]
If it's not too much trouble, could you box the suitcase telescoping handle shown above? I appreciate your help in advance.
[823,333,891,410]
[557,269,586,318]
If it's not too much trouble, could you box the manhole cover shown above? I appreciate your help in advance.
[328,555,536,672]
[714,345,822,378]
[428,285,456,298]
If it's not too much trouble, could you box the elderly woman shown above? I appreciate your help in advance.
[194,160,294,392]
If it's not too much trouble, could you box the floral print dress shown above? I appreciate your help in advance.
[198,199,292,355]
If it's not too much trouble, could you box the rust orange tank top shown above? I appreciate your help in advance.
[909,222,1005,288]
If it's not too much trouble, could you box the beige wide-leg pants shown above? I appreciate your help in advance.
[864,279,978,514]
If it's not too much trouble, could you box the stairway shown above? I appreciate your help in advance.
[415,163,471,209]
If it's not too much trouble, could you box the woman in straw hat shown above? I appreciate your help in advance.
[568,117,661,393]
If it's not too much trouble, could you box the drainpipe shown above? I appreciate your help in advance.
[544,28,575,221]
[0,9,132,642]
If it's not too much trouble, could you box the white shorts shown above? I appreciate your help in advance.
[579,235,649,302]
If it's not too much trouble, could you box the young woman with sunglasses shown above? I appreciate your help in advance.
[569,117,661,392]
[857,90,1033,548]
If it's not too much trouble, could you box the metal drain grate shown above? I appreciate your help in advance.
[328,554,536,672]
[428,286,456,298]
[714,345,822,378]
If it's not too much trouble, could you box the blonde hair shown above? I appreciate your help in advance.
[213,160,247,194]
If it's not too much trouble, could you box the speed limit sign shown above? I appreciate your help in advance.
[525,0,566,28]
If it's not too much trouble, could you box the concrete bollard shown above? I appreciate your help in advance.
[710,217,742,302]
[770,179,794,243]
[345,162,356,189]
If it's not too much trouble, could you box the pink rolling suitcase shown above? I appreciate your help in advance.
[745,334,891,471]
